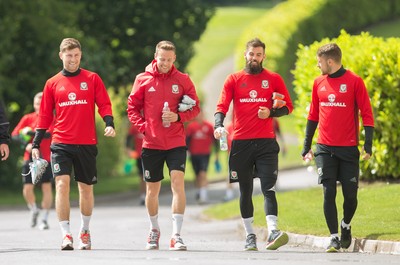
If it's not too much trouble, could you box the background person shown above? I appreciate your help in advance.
[301,43,374,252]
[186,110,218,204]
[126,124,146,205]
[214,38,293,251]
[0,101,10,161]
[11,92,53,230]
[127,40,200,251]
[32,38,116,251]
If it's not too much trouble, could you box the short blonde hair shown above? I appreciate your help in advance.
[155,40,176,54]
[60,38,81,53]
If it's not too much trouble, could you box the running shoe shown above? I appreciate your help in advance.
[244,233,258,251]
[79,230,91,250]
[326,236,341,253]
[169,234,187,251]
[30,210,39,228]
[61,234,74,250]
[265,230,289,250]
[340,221,352,249]
[38,220,49,230]
[146,229,160,250]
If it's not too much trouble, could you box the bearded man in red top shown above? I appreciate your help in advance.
[301,43,374,252]
[214,38,293,251]
[127,40,200,251]
[32,38,116,251]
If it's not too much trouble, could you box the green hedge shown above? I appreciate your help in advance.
[292,31,400,180]
[235,0,400,89]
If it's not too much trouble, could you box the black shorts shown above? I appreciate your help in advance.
[21,160,53,184]
[314,144,360,185]
[141,146,187,183]
[229,138,279,184]
[136,157,143,177]
[190,154,210,175]
[50,143,98,185]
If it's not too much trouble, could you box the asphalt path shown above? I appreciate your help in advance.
[1,167,399,265]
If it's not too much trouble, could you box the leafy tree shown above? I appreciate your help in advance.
[70,0,214,89]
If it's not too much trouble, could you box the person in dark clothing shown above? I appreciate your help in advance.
[0,101,10,161]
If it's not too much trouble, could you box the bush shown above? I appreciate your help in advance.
[292,31,400,180]
[235,0,400,93]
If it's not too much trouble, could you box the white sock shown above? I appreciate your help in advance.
[59,220,71,236]
[41,209,49,222]
[80,214,91,231]
[225,188,234,199]
[149,214,160,231]
[28,203,38,212]
[242,217,255,235]
[266,215,278,233]
[341,220,351,229]
[172,213,184,236]
[199,187,208,201]
[331,233,339,239]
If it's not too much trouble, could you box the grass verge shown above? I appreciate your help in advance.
[204,181,400,241]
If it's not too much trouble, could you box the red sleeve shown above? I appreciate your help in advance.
[127,75,146,133]
[215,74,235,115]
[308,78,320,122]
[273,73,293,114]
[37,81,55,129]
[94,74,113,118]
[11,115,30,136]
[176,75,200,123]
[355,77,374,127]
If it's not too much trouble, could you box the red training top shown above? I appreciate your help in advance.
[308,70,374,146]
[12,112,53,161]
[216,69,293,140]
[37,69,113,145]
[127,60,200,150]
[186,120,215,155]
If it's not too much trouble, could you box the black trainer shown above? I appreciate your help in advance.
[326,236,341,253]
[340,222,352,249]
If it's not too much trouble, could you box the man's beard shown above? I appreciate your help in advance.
[245,60,263,74]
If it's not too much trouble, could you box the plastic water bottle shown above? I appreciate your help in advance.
[219,130,228,151]
[162,102,170,127]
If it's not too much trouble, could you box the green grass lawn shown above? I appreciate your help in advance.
[204,182,400,241]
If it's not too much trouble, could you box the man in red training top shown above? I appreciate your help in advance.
[32,38,116,251]
[186,110,218,204]
[301,43,374,252]
[127,40,199,251]
[12,92,53,230]
[214,38,293,251]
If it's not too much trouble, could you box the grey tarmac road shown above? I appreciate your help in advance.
[1,167,398,265]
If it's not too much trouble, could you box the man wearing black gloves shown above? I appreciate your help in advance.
[32,38,115,251]
[301,43,374,252]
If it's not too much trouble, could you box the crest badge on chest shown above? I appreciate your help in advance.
[80,82,88,90]
[172,84,179,94]
[261,80,269,89]
[339,84,347,93]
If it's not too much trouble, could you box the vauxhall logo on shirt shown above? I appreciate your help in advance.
[320,94,346,107]
[239,90,267,103]
[58,92,88,107]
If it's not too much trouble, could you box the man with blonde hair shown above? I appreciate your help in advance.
[128,40,200,251]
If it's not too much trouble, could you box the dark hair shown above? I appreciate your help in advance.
[246,38,266,51]
[317,43,342,63]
